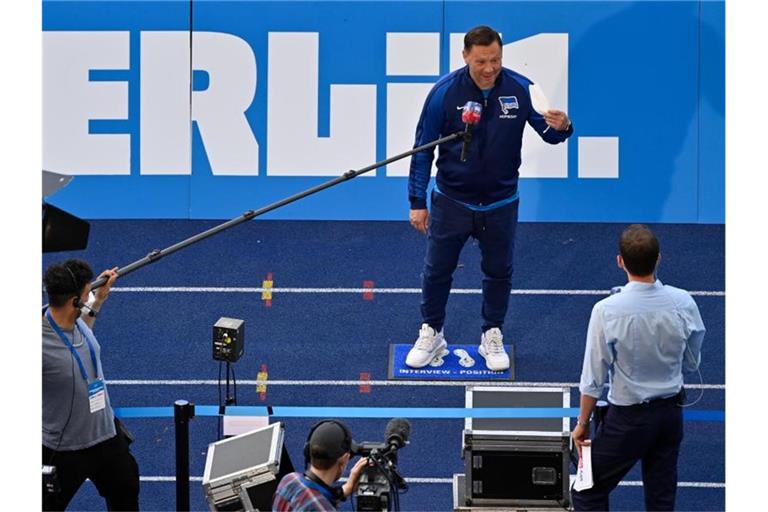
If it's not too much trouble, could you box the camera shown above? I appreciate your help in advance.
[353,419,410,512]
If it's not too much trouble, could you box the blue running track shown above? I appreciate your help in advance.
[42,220,724,511]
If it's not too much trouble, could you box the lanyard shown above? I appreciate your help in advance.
[45,309,100,382]
[300,475,337,504]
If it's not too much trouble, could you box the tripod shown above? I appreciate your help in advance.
[217,360,238,439]
[220,361,237,406]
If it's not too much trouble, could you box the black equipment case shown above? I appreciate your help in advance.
[461,386,572,510]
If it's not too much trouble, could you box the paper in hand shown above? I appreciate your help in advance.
[573,443,594,491]
[529,83,552,115]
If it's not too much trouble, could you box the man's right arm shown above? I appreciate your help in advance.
[578,303,611,400]
[82,267,118,330]
[408,84,447,212]
[571,394,598,455]
[409,208,429,234]
[342,457,370,498]
[573,304,609,455]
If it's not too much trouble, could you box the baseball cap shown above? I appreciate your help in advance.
[309,420,357,460]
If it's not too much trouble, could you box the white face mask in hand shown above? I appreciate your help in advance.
[529,83,552,115]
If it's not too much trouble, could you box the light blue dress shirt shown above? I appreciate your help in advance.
[579,280,706,406]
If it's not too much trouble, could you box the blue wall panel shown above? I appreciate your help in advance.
[42,0,725,223]
[698,0,725,223]
[44,0,192,218]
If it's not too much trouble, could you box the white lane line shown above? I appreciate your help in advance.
[137,476,723,488]
[618,481,724,489]
[404,479,726,488]
[141,476,201,482]
[111,286,725,297]
[106,379,724,390]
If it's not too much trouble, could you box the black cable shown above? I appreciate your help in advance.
[393,474,400,512]
[45,314,84,467]
[678,342,705,408]
[217,361,223,440]
[231,365,237,404]
[218,361,222,405]
[378,453,406,511]
[371,454,399,512]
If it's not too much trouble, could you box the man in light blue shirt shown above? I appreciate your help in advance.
[571,225,705,511]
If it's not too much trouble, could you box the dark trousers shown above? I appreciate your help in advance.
[571,396,683,511]
[421,190,519,332]
[42,430,140,511]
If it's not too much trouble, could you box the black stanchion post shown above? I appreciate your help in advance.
[174,400,195,511]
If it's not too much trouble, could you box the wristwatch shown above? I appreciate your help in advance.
[576,419,590,427]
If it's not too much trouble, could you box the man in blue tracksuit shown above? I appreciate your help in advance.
[406,25,573,371]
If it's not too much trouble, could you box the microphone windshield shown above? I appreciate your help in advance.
[461,101,483,125]
[385,418,411,449]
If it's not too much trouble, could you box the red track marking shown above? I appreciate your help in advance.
[363,280,375,301]
[359,372,372,393]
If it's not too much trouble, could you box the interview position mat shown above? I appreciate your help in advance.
[388,343,515,381]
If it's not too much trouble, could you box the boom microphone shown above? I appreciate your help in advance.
[80,302,98,318]
[384,418,411,452]
[460,101,482,162]
[81,291,99,317]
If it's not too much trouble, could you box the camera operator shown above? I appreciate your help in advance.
[272,420,368,511]
[42,259,140,511]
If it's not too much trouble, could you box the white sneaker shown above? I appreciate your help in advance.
[478,328,510,371]
[406,323,448,368]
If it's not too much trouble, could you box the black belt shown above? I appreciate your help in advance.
[614,389,684,409]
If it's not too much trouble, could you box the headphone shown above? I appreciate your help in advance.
[64,265,96,317]
[64,265,83,308]
[302,420,353,503]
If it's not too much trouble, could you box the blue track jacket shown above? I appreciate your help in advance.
[408,66,573,210]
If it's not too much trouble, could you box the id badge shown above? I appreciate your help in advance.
[88,379,106,413]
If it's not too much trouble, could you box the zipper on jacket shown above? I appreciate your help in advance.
[479,94,488,159]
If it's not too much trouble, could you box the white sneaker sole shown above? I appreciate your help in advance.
[428,347,451,367]
[478,344,510,371]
